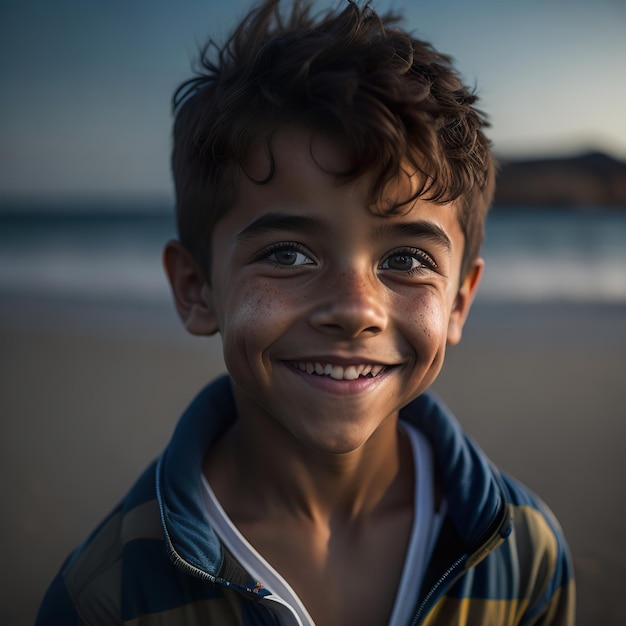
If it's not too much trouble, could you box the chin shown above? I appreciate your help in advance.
[293,426,379,457]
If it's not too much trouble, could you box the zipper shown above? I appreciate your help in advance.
[409,555,467,626]
[167,540,219,583]
[155,457,268,598]
[155,457,218,584]
[410,497,511,625]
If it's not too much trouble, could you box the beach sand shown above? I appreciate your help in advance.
[2,299,624,624]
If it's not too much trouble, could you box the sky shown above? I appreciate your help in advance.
[1,0,626,201]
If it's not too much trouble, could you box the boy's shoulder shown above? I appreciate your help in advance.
[36,462,163,624]
[36,456,247,625]
[401,393,574,621]
[35,378,253,625]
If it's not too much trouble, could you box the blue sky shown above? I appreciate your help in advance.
[1,0,625,200]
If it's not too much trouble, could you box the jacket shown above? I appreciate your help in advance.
[36,375,575,625]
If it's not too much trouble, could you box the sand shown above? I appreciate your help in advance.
[2,299,625,625]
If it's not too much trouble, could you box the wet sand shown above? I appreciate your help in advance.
[2,300,625,624]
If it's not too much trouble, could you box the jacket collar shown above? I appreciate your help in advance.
[156,376,235,577]
[400,392,507,549]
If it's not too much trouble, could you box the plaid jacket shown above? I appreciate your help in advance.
[37,376,575,625]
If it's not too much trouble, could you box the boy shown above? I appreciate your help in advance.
[37,1,575,624]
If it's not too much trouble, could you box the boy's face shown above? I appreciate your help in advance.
[170,126,481,455]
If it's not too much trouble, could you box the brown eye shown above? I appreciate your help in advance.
[385,254,419,271]
[262,244,314,267]
[273,250,299,265]
[380,248,437,274]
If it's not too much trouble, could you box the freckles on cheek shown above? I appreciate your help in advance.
[405,295,446,341]
[221,290,265,379]
[223,284,287,343]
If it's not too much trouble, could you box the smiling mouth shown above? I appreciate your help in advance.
[289,361,387,381]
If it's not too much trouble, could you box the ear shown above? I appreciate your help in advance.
[447,258,484,346]
[162,240,219,336]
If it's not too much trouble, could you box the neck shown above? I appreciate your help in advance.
[204,401,413,527]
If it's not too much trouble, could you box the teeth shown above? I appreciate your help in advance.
[370,365,384,377]
[343,366,359,380]
[293,361,386,380]
[330,365,343,379]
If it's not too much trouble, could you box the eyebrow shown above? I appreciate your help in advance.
[235,212,454,253]
[236,212,321,244]
[375,221,453,254]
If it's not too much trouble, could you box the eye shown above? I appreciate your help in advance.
[261,243,314,267]
[379,248,437,274]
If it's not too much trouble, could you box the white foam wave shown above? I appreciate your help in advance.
[0,248,170,302]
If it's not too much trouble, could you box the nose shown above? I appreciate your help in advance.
[309,270,388,337]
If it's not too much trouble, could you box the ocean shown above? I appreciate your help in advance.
[1,206,625,309]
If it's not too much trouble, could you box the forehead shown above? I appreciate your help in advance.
[224,124,465,248]
[243,124,355,189]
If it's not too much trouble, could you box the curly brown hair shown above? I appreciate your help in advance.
[172,0,495,279]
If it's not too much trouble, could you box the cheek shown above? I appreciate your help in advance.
[401,292,448,347]
[399,293,450,395]
[218,282,297,361]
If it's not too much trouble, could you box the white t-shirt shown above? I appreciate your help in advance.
[201,423,445,625]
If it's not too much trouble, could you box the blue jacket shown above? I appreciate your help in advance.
[37,376,575,625]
